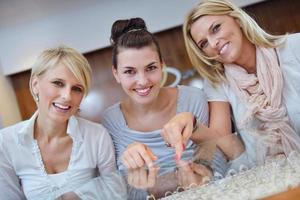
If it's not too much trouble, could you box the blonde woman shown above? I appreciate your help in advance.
[166,0,300,165]
[0,46,126,199]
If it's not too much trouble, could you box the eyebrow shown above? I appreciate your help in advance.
[122,66,134,69]
[146,61,157,67]
[52,78,83,88]
[51,78,65,82]
[122,61,158,69]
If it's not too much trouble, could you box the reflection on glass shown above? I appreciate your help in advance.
[121,135,300,200]
[121,134,254,199]
[56,171,127,200]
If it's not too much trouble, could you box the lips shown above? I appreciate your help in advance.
[219,42,229,55]
[53,102,71,111]
[134,86,152,96]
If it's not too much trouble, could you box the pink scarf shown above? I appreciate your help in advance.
[224,46,300,162]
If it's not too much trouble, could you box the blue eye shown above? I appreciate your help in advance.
[212,24,221,33]
[52,81,64,87]
[72,86,83,93]
[124,69,135,75]
[146,65,157,72]
[199,40,208,50]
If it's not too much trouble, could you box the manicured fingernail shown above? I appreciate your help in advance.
[182,143,186,150]
[174,154,180,161]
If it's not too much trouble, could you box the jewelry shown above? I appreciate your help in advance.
[165,142,171,147]
[35,93,39,102]
[193,159,213,172]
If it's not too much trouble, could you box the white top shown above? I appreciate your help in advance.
[48,171,68,188]
[0,112,120,200]
[203,33,300,162]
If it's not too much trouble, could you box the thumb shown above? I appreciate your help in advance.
[146,146,157,161]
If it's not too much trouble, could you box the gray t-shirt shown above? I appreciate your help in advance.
[103,85,210,172]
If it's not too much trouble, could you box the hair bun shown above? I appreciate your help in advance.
[110,17,147,45]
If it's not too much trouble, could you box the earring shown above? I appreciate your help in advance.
[35,94,39,102]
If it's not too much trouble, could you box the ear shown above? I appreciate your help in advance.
[161,61,166,69]
[160,61,167,87]
[31,75,39,95]
[112,66,120,83]
[235,18,242,28]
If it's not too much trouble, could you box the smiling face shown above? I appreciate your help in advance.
[113,45,163,105]
[32,62,84,124]
[190,15,247,65]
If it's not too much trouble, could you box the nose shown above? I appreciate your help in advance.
[61,88,72,101]
[136,72,148,86]
[208,36,219,49]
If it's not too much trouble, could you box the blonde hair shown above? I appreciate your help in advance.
[29,46,92,99]
[183,0,286,85]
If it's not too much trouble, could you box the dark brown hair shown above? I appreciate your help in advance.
[110,17,162,68]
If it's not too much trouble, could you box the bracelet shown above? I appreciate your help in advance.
[193,159,213,172]
[192,115,198,133]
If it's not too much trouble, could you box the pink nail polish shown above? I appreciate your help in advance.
[174,154,180,161]
[182,143,186,150]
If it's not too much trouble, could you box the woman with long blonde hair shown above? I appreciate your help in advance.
[165,0,300,165]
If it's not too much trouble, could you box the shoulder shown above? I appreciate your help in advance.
[0,120,28,141]
[203,78,229,101]
[286,33,300,44]
[102,103,121,121]
[76,116,106,131]
[177,85,208,112]
[74,116,111,141]
[177,85,207,100]
[278,33,300,58]
[0,120,30,154]
[102,102,123,128]
[276,33,300,75]
[73,117,114,156]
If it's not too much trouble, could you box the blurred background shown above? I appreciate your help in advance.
[0,0,299,127]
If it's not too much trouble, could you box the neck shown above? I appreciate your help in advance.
[35,113,68,141]
[123,88,167,117]
[235,38,256,74]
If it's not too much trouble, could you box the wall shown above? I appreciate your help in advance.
[0,0,265,126]
[0,0,264,75]
[0,62,21,127]
[9,0,300,124]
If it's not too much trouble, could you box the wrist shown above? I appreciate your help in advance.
[190,115,200,143]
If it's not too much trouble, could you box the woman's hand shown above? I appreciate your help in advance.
[161,112,195,160]
[122,142,157,169]
[127,167,159,189]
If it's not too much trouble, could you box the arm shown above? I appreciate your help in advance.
[194,101,244,160]
[72,125,127,199]
[0,135,26,200]
[162,102,244,161]
[288,33,300,63]
[96,127,117,174]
